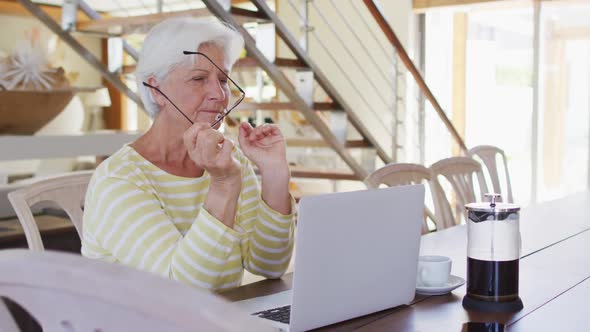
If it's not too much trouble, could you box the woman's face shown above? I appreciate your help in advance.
[157,43,230,127]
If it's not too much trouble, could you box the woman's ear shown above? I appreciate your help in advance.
[146,76,166,107]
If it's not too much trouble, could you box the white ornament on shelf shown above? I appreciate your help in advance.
[0,29,60,91]
[0,42,55,90]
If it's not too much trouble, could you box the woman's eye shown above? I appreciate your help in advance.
[219,78,228,84]
[191,77,204,81]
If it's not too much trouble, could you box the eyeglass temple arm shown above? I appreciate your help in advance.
[141,82,194,125]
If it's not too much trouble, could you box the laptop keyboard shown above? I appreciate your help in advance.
[252,305,291,324]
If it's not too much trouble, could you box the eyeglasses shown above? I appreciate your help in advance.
[142,51,245,128]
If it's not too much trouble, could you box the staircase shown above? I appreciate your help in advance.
[15,0,466,198]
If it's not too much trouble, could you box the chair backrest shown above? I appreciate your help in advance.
[7,171,93,251]
[468,145,513,203]
[429,157,488,229]
[0,249,274,332]
[364,163,437,233]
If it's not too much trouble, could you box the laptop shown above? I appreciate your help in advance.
[235,184,425,332]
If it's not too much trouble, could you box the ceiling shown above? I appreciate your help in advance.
[34,0,207,16]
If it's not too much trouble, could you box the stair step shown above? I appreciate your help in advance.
[229,7,269,20]
[122,57,309,74]
[234,57,307,69]
[239,102,338,111]
[286,139,370,148]
[289,166,358,180]
[77,7,267,35]
[254,166,357,181]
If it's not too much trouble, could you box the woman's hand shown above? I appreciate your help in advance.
[183,122,241,185]
[183,122,242,227]
[238,122,288,172]
[239,122,291,215]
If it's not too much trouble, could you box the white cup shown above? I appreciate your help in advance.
[417,255,452,287]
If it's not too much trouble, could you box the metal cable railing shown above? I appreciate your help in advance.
[329,0,394,87]
[348,0,400,94]
[328,0,401,161]
[349,0,393,63]
[284,0,395,137]
[309,1,390,107]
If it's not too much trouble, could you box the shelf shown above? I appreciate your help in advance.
[0,131,142,161]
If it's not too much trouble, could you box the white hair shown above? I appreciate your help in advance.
[135,17,244,118]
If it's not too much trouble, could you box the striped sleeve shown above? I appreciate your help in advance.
[236,159,296,279]
[84,176,242,289]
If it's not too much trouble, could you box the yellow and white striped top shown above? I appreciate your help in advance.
[81,145,295,290]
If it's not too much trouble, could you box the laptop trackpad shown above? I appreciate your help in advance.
[233,290,293,314]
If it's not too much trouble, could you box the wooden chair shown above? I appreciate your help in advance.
[0,249,274,332]
[7,171,93,251]
[468,145,514,203]
[365,163,438,233]
[429,157,488,229]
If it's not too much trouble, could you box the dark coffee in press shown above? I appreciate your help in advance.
[466,257,519,302]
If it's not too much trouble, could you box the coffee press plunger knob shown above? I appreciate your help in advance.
[484,193,501,208]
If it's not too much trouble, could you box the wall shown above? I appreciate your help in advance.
[0,14,102,177]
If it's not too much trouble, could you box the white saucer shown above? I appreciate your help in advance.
[416,275,465,295]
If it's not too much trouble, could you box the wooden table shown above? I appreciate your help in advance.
[220,192,590,331]
[0,214,79,252]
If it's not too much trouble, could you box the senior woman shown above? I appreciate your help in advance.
[81,18,295,290]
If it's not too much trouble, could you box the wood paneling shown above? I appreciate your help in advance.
[101,38,125,130]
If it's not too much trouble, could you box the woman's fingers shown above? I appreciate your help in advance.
[239,122,254,136]
[239,122,282,143]
[238,122,253,147]
[261,124,274,136]
[218,137,235,166]
[183,122,239,180]
[199,129,225,162]
[247,123,278,142]
[183,122,211,151]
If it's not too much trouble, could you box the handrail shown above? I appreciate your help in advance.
[362,0,468,153]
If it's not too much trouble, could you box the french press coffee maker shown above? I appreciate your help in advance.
[463,193,523,312]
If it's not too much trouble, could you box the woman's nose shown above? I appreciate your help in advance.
[207,79,226,101]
